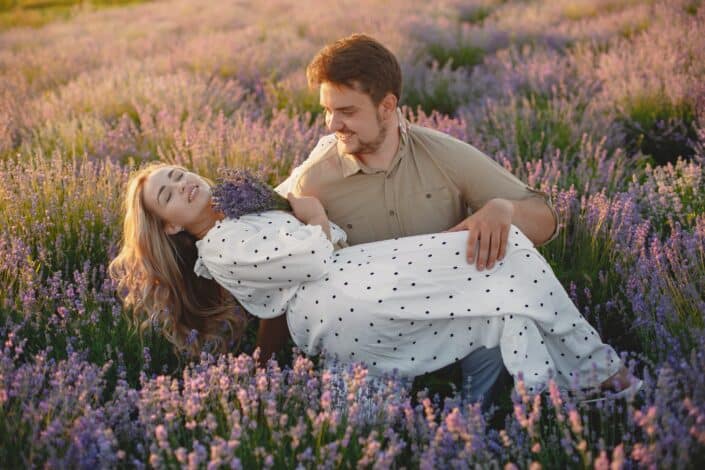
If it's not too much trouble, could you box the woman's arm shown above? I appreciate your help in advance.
[305,214,332,241]
[287,193,332,241]
[255,314,291,368]
[252,197,330,367]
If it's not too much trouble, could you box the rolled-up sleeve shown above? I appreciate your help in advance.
[438,138,559,245]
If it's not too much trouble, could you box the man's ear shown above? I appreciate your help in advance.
[164,223,183,235]
[380,93,398,118]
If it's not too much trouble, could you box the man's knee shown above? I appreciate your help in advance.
[460,346,503,377]
[460,347,506,406]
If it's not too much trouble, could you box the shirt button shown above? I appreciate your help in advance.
[389,210,395,216]
[346,223,353,229]
[426,193,432,199]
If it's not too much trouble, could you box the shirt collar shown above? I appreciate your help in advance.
[339,108,410,178]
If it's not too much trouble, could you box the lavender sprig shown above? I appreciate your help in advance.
[211,168,291,219]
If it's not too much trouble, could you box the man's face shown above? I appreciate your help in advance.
[320,82,387,156]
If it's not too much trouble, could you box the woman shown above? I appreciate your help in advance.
[110,163,639,397]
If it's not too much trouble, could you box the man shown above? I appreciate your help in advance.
[258,34,559,407]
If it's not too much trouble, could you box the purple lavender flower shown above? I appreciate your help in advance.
[211,168,291,219]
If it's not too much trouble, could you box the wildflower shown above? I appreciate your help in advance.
[175,448,188,464]
[149,453,162,467]
[256,373,268,393]
[514,402,529,429]
[611,444,625,470]
[594,450,609,470]
[516,378,530,405]
[186,329,199,346]
[529,394,542,428]
[56,306,69,318]
[188,450,201,469]
[548,380,563,411]
[568,409,583,435]
[634,406,658,437]
[321,390,332,411]
[444,407,467,437]
[631,443,654,467]
[499,430,512,447]
[154,424,168,442]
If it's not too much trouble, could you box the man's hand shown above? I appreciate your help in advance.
[447,198,514,271]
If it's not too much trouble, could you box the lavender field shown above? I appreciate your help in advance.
[1,0,704,467]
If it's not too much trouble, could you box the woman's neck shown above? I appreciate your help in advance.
[190,202,225,240]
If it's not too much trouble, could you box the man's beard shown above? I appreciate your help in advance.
[339,112,388,157]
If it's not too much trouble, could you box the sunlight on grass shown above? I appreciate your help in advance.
[618,17,650,38]
[427,43,485,70]
[562,0,644,21]
[0,0,150,29]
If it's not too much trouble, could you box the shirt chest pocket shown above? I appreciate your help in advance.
[338,215,380,245]
[401,186,460,235]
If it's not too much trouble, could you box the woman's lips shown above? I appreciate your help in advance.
[188,185,198,203]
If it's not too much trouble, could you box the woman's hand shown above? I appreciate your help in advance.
[287,193,326,224]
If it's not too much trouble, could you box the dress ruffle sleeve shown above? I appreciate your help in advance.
[329,221,347,248]
[194,211,334,318]
[193,257,213,279]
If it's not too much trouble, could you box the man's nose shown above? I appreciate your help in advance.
[327,113,342,132]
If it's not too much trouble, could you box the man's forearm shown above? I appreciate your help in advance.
[506,196,557,246]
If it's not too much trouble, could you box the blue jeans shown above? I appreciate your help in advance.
[460,346,506,410]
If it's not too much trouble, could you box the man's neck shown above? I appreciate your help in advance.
[356,112,401,171]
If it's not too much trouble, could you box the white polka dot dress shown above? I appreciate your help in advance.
[194,211,622,392]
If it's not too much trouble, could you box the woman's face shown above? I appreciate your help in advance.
[143,166,212,235]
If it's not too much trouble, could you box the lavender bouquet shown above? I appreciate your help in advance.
[211,168,291,219]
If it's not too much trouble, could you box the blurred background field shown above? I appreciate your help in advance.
[1,0,704,467]
[0,0,149,29]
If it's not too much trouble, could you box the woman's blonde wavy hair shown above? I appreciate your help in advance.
[109,162,249,357]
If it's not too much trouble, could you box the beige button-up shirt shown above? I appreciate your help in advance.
[276,111,558,246]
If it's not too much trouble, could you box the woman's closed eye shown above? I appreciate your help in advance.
[165,172,184,204]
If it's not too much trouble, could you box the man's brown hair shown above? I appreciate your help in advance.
[306,33,402,105]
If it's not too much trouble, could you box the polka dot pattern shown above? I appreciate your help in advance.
[195,211,343,318]
[196,212,622,392]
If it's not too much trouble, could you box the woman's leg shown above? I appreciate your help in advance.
[487,248,625,393]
